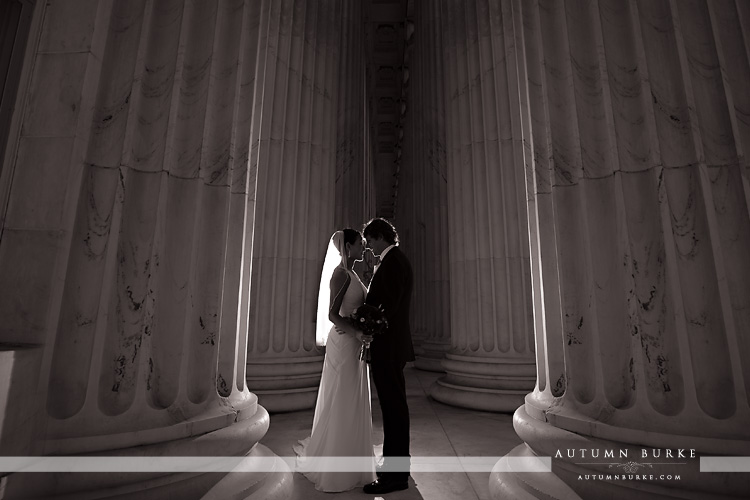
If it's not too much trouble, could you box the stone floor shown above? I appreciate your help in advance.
[259,365,523,500]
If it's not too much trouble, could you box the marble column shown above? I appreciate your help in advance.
[334,0,370,231]
[0,1,291,498]
[429,0,536,411]
[333,0,375,284]
[394,19,424,348]
[492,0,750,498]
[244,0,350,413]
[406,0,451,372]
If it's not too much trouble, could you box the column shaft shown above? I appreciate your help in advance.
[334,0,370,230]
[493,0,750,498]
[429,0,536,412]
[399,0,452,372]
[0,1,292,498]
[244,0,358,413]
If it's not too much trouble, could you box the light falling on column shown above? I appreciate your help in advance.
[398,0,452,372]
[334,0,370,230]
[429,0,536,412]
[244,0,358,413]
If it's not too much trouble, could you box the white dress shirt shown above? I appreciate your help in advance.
[373,244,396,276]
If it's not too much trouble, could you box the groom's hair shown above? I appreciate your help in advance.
[363,218,399,245]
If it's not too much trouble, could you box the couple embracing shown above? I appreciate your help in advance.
[294,218,414,494]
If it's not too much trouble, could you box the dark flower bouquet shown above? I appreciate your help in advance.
[350,304,388,362]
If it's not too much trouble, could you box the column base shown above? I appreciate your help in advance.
[414,339,450,372]
[411,328,429,352]
[246,356,323,413]
[429,353,535,412]
[414,356,445,372]
[2,406,293,499]
[201,444,293,500]
[0,344,43,455]
[490,444,582,500]
[251,388,318,413]
[493,404,749,500]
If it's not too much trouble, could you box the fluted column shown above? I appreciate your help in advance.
[493,0,750,498]
[244,0,347,412]
[0,1,291,498]
[334,0,369,230]
[395,29,423,346]
[408,0,451,372]
[429,0,536,411]
[333,0,376,284]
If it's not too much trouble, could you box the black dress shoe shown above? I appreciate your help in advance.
[363,478,409,494]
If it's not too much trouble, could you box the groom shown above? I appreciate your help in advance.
[362,218,414,495]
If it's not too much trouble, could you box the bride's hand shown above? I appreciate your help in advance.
[355,331,373,344]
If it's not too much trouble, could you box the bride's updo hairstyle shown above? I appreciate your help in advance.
[342,228,361,247]
[363,217,399,245]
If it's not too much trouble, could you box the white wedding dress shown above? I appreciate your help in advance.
[294,269,377,492]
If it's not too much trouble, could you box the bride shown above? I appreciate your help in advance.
[293,229,377,492]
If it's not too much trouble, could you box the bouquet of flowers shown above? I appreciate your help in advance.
[350,304,388,362]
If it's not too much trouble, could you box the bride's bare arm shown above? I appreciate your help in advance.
[328,268,370,341]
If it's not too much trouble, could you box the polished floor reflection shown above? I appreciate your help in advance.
[261,366,522,500]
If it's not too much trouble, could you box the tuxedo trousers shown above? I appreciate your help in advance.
[371,360,410,481]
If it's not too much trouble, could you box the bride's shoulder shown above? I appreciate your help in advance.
[330,266,351,284]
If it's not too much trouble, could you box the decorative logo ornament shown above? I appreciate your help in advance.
[608,461,655,474]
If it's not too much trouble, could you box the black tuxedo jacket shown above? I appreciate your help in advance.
[366,246,414,365]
